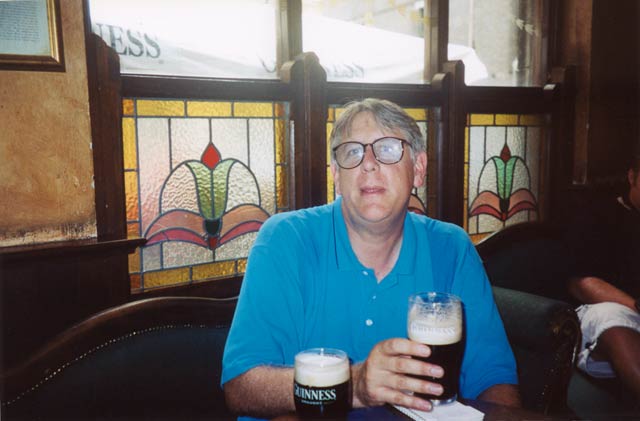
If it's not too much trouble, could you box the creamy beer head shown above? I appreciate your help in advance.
[294,349,350,387]
[407,306,463,345]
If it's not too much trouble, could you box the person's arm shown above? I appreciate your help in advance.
[224,366,295,418]
[477,384,521,407]
[568,276,636,311]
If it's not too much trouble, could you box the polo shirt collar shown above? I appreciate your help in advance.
[332,196,417,275]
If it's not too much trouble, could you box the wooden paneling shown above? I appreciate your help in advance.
[553,0,639,186]
[0,238,144,372]
[86,33,126,241]
[281,52,328,209]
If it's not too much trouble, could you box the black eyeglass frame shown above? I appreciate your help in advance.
[332,137,413,170]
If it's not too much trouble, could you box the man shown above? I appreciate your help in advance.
[567,154,640,399]
[222,98,520,419]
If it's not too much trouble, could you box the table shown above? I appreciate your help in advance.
[273,399,570,420]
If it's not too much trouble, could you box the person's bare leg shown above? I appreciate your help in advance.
[597,327,640,399]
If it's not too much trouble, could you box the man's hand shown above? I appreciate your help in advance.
[351,338,445,411]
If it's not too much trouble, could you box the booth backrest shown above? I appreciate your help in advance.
[477,222,581,415]
[1,296,237,420]
[491,286,579,414]
[477,222,575,302]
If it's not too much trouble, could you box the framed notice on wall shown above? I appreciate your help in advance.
[0,0,64,71]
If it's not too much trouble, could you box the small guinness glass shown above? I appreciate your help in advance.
[293,348,351,419]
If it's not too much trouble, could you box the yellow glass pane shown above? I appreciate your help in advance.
[470,232,490,244]
[463,198,469,227]
[144,267,190,288]
[469,114,494,126]
[463,163,469,200]
[327,167,335,203]
[237,258,247,273]
[275,119,286,164]
[464,127,469,162]
[123,99,134,116]
[276,165,288,209]
[187,101,232,117]
[125,171,139,221]
[334,107,346,121]
[192,261,236,281]
[128,249,141,273]
[519,114,544,126]
[327,107,335,122]
[326,123,333,162]
[127,222,140,238]
[137,100,184,116]
[495,114,518,126]
[122,118,137,170]
[130,273,141,291]
[275,103,286,118]
[234,102,273,117]
[405,108,427,121]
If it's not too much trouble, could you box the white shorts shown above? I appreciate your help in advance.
[576,302,640,378]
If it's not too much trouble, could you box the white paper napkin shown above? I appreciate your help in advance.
[392,401,485,421]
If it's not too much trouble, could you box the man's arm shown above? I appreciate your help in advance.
[477,384,521,407]
[568,276,636,311]
[224,339,441,417]
[224,366,295,418]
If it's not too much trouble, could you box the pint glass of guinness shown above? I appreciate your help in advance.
[407,292,464,405]
[294,348,351,418]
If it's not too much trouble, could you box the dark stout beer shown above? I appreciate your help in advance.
[408,292,464,405]
[408,339,463,403]
[294,349,351,419]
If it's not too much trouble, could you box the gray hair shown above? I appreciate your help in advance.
[329,98,426,163]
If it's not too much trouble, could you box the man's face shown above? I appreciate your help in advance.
[331,111,427,228]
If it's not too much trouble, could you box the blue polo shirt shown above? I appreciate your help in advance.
[222,197,516,406]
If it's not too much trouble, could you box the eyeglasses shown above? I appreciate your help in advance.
[332,137,412,169]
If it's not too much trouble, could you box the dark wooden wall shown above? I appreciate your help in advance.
[587,0,639,183]
[554,0,639,188]
[0,239,143,371]
[550,0,639,224]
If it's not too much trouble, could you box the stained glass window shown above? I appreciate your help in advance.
[464,113,547,242]
[326,105,432,215]
[123,99,291,292]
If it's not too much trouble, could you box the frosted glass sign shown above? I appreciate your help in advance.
[302,0,488,84]
[89,0,488,84]
[89,0,279,79]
